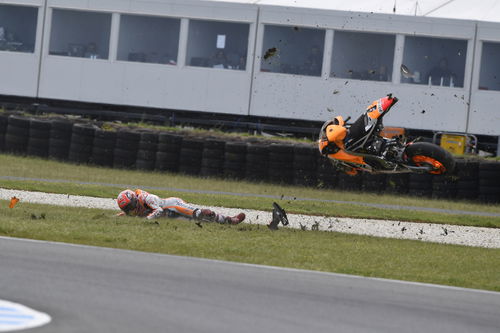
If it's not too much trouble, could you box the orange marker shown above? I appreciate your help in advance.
[9,197,19,208]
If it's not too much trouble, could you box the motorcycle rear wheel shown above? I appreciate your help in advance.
[405,142,455,174]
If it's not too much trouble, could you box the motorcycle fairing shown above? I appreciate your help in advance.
[344,96,395,150]
[319,117,367,166]
[366,95,396,120]
[319,94,402,172]
[327,149,365,165]
[326,123,347,148]
[318,94,452,175]
[319,116,347,155]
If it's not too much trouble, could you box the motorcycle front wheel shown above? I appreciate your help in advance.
[405,142,455,174]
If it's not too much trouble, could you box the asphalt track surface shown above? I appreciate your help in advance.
[2,237,499,333]
[2,176,500,218]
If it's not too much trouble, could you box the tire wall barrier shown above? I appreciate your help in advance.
[0,113,498,203]
[114,130,141,169]
[92,129,116,167]
[49,120,73,160]
[136,132,158,171]
[179,137,204,175]
[156,132,182,172]
[224,141,247,179]
[68,123,95,164]
[28,119,51,158]
[0,114,8,151]
[6,115,30,154]
[201,138,225,177]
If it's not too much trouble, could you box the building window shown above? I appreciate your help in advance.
[117,14,180,65]
[479,42,500,92]
[49,9,111,59]
[261,25,325,77]
[331,31,395,82]
[401,36,467,88]
[186,19,249,70]
[0,4,38,53]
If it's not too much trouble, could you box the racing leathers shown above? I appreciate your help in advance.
[117,189,245,224]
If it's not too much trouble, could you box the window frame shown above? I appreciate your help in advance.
[48,7,113,60]
[185,18,251,71]
[259,23,326,78]
[329,30,396,83]
[116,13,181,66]
[478,40,500,93]
[0,3,39,54]
[400,34,468,89]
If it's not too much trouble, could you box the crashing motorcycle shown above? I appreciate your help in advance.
[318,94,455,175]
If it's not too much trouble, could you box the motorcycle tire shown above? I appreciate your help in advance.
[405,142,455,175]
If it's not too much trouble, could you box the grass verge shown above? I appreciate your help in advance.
[1,154,499,228]
[1,200,499,292]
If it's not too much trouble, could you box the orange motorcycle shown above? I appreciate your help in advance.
[318,94,455,175]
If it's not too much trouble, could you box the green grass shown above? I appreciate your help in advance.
[1,154,499,228]
[1,200,499,292]
[1,153,499,291]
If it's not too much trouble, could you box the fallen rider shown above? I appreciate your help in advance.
[116,189,246,224]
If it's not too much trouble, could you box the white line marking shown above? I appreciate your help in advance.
[0,300,50,332]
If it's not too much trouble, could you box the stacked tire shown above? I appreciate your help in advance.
[478,161,500,203]
[91,129,116,167]
[293,144,317,186]
[455,159,479,200]
[316,155,338,188]
[223,141,247,179]
[68,123,96,164]
[245,143,269,181]
[11,113,500,206]
[178,137,204,175]
[268,143,294,184]
[201,138,225,177]
[0,113,9,151]
[49,119,73,160]
[362,173,386,193]
[408,173,433,197]
[113,130,141,169]
[385,174,409,194]
[5,115,30,154]
[27,119,51,158]
[337,172,362,191]
[432,174,457,199]
[136,132,158,170]
[155,133,182,172]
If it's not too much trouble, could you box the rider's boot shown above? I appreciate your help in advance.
[195,208,216,221]
[224,213,246,225]
[195,209,245,225]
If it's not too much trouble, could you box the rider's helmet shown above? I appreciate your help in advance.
[117,189,138,215]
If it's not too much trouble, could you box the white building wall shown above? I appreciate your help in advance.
[0,0,44,97]
[467,22,500,135]
[37,0,257,115]
[250,6,476,133]
[1,0,499,136]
